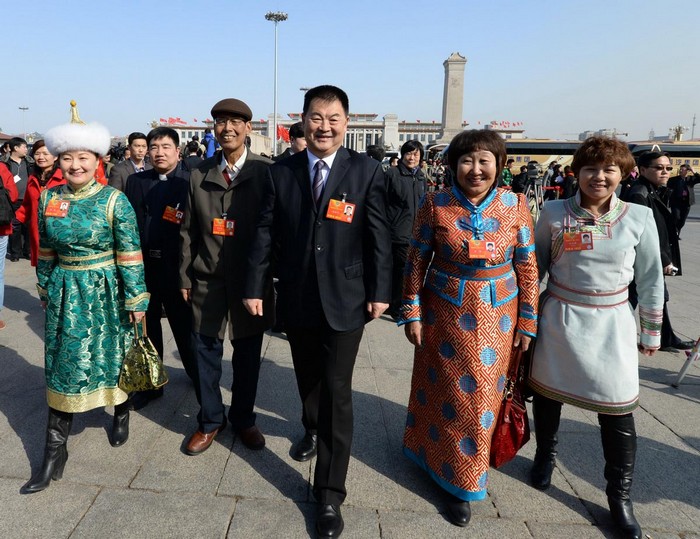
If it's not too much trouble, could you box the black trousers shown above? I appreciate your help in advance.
[390,243,409,317]
[672,206,690,235]
[144,259,197,384]
[9,201,28,258]
[191,331,263,433]
[286,324,364,506]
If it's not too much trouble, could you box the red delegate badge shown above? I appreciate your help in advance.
[467,239,497,259]
[45,199,70,218]
[563,231,594,251]
[326,199,355,223]
[212,218,235,237]
[162,205,184,224]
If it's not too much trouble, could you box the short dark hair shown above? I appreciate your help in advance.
[186,140,200,154]
[147,127,179,147]
[303,85,349,116]
[571,136,636,177]
[289,121,304,139]
[637,150,670,169]
[128,132,147,146]
[506,158,515,165]
[9,137,27,152]
[447,130,507,180]
[366,145,385,162]
[401,139,424,158]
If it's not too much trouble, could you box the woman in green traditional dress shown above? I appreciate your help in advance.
[23,122,149,494]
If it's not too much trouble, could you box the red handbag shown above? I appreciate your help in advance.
[490,347,530,468]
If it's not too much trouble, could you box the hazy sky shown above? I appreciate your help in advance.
[3,0,698,141]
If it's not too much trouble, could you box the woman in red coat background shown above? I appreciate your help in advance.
[0,163,19,329]
[15,140,65,266]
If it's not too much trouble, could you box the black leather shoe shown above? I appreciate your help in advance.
[674,340,695,350]
[445,495,471,527]
[316,504,343,538]
[291,432,317,462]
[659,346,680,352]
[110,403,130,447]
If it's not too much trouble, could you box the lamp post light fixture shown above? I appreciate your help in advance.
[18,106,29,138]
[265,11,288,156]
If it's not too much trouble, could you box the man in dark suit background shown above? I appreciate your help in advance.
[109,132,152,191]
[668,164,700,238]
[244,85,391,538]
[272,121,306,162]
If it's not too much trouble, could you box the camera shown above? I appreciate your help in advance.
[669,265,679,276]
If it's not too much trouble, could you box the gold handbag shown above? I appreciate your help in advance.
[118,319,169,392]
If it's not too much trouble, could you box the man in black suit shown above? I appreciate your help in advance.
[272,121,306,162]
[244,85,391,538]
[109,132,152,191]
[668,164,700,237]
[124,127,197,409]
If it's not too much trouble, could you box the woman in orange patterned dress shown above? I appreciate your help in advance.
[399,130,539,526]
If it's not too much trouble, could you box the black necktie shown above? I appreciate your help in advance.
[312,160,326,207]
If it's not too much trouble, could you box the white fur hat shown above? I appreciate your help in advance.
[44,122,111,156]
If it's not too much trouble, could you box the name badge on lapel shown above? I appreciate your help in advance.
[163,204,184,224]
[212,213,235,236]
[326,193,355,223]
[45,199,70,218]
[563,231,593,251]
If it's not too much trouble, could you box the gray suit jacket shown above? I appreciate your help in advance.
[108,160,152,191]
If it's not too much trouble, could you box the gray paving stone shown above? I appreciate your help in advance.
[379,509,531,538]
[70,488,234,538]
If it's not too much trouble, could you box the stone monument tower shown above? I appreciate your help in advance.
[438,52,467,143]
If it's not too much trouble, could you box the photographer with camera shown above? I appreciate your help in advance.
[624,151,693,352]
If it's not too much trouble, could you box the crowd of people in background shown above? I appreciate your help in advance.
[1,86,698,539]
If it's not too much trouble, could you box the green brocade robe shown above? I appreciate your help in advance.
[37,180,149,413]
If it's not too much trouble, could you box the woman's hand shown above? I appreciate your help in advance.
[129,311,145,323]
[638,344,657,357]
[513,333,532,352]
[405,321,423,347]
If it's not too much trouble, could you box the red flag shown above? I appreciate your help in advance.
[168,117,176,124]
[277,125,290,142]
[193,118,198,122]
[159,118,167,123]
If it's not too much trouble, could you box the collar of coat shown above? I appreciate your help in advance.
[200,150,271,190]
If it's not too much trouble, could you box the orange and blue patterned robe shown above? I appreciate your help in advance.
[399,186,539,501]
[37,180,149,413]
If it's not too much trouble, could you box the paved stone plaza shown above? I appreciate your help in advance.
[1,208,699,539]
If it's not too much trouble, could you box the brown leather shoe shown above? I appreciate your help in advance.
[185,422,226,456]
[237,425,265,450]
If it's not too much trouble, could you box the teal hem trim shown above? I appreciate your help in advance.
[397,317,421,327]
[517,329,537,338]
[519,311,537,320]
[403,446,488,502]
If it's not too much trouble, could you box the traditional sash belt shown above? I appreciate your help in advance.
[546,280,628,307]
[58,252,115,271]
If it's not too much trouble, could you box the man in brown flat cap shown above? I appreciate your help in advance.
[179,98,275,455]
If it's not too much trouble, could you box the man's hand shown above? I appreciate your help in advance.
[513,333,532,351]
[243,298,264,316]
[180,288,191,303]
[366,301,389,319]
[404,321,422,347]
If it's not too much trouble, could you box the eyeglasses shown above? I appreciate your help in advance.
[214,117,246,127]
[646,165,674,172]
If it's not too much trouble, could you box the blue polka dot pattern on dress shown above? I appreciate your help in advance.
[406,412,415,428]
[483,217,500,232]
[517,226,531,244]
[434,272,448,290]
[424,309,436,325]
[480,410,495,430]
[459,437,477,456]
[428,424,439,442]
[455,216,471,232]
[499,314,512,333]
[504,246,514,260]
[479,284,491,303]
[434,192,450,207]
[459,374,477,393]
[459,312,477,331]
[427,367,437,384]
[521,302,535,316]
[442,401,456,420]
[418,446,427,461]
[440,341,456,359]
[478,471,488,489]
[502,191,517,207]
[419,223,433,241]
[497,374,507,393]
[505,275,517,292]
[441,243,453,259]
[416,389,427,405]
[480,347,497,366]
[441,462,455,481]
[403,260,413,276]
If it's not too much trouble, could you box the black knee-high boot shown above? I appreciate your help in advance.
[22,408,73,493]
[599,413,642,539]
[110,401,130,447]
[530,394,562,490]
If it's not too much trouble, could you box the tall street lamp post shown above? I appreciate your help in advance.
[18,106,29,138]
[265,11,287,156]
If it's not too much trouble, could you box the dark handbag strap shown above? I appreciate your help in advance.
[507,347,523,382]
